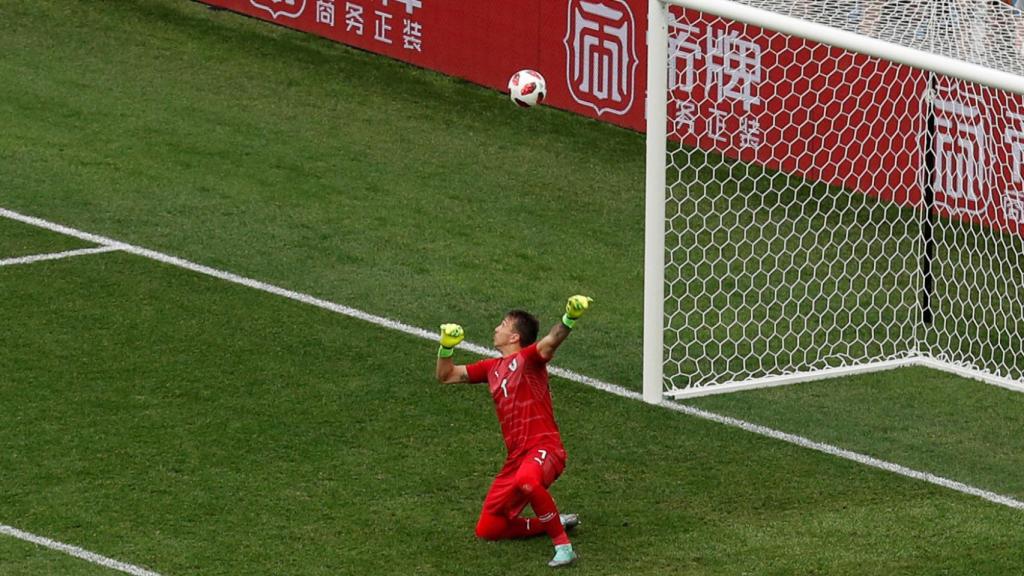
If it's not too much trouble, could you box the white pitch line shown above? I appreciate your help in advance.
[0,524,163,576]
[0,245,121,267]
[1,207,1021,527]
[663,403,1024,510]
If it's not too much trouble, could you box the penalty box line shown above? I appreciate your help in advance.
[0,245,121,267]
[0,524,163,576]
[1,206,1022,515]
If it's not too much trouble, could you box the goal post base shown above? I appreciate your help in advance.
[914,358,1024,395]
[665,358,920,400]
[665,357,1024,399]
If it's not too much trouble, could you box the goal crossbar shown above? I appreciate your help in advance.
[666,0,1024,97]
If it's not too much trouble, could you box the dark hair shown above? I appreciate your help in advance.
[505,309,539,346]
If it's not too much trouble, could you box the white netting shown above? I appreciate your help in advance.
[751,0,1024,77]
[661,0,1024,396]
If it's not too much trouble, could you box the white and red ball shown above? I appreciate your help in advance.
[508,69,547,108]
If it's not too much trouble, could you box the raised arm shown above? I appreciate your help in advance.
[537,295,593,361]
[435,323,471,384]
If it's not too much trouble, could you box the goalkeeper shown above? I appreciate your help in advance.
[435,295,593,568]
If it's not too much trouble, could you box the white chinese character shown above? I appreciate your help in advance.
[1004,112,1024,224]
[316,0,335,26]
[1004,193,1024,224]
[739,116,761,149]
[395,0,422,14]
[403,19,422,51]
[564,0,637,116]
[707,108,728,143]
[1004,112,1024,184]
[706,28,762,111]
[345,3,364,35]
[674,100,697,135]
[375,10,393,44]
[934,94,987,215]
[668,17,701,93]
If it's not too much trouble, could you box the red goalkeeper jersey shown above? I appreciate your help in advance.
[465,343,566,461]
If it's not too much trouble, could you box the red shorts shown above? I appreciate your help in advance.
[481,446,566,518]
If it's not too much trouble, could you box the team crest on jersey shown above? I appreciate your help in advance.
[563,0,638,117]
[250,0,306,20]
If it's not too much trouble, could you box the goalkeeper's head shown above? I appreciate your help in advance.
[494,309,539,351]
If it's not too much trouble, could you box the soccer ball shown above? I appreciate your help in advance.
[508,69,546,108]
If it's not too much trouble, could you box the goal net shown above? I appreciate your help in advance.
[643,0,1024,401]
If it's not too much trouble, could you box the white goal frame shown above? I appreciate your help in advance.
[643,0,1024,402]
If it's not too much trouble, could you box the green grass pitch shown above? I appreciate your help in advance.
[2,1,1024,574]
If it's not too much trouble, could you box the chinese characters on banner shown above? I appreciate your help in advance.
[314,0,423,51]
[933,87,988,217]
[669,14,763,153]
[564,0,638,117]
[1004,111,1024,225]
[930,79,1024,231]
[666,8,1024,235]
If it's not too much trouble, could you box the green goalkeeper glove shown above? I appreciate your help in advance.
[562,295,593,329]
[438,323,464,358]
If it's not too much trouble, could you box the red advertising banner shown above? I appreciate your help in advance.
[198,0,1024,236]
[667,5,1024,235]
[668,8,924,209]
[667,6,1024,236]
[197,0,649,131]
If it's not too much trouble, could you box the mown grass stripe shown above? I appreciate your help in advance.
[3,204,1023,517]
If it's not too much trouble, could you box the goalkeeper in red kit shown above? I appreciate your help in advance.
[435,295,593,568]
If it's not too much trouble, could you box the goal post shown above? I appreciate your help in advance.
[644,0,1024,402]
[644,0,670,405]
